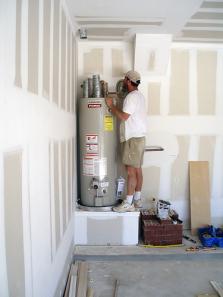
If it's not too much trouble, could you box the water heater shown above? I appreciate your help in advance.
[78,97,117,208]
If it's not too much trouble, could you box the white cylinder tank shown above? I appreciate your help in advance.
[78,97,117,207]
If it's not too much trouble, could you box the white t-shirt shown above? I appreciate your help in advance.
[120,90,147,142]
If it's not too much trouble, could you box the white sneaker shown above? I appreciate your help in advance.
[133,199,143,209]
[113,200,135,213]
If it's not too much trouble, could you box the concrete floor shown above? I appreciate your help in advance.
[73,237,223,297]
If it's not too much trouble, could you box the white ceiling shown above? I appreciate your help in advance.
[66,0,223,42]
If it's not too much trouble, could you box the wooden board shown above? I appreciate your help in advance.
[210,281,223,297]
[76,262,88,297]
[189,161,211,235]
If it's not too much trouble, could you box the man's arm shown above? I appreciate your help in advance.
[105,97,130,121]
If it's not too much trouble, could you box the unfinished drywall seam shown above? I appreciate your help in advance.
[169,49,189,115]
[216,50,223,115]
[171,136,190,200]
[212,136,223,199]
[49,141,55,261]
[60,10,66,110]
[49,0,54,102]
[197,50,217,115]
[14,0,22,88]
[67,26,71,112]
[0,154,9,297]
[160,77,170,116]
[21,0,28,89]
[68,139,72,220]
[4,150,26,297]
[147,82,161,115]
[52,0,60,105]
[27,0,39,94]
[53,142,61,250]
[188,135,199,161]
[71,35,75,113]
[64,19,68,112]
[58,141,64,238]
[42,0,51,99]
[189,49,198,115]
[38,0,43,97]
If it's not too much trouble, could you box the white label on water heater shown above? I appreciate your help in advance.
[86,144,98,154]
[83,158,94,176]
[85,134,98,144]
[94,158,107,177]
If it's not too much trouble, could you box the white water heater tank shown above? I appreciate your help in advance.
[78,97,117,207]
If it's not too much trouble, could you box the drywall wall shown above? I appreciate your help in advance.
[77,39,223,227]
[0,0,77,296]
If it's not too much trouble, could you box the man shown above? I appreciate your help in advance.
[106,70,147,212]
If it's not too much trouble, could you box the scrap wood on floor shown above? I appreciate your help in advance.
[63,261,93,297]
[210,281,223,297]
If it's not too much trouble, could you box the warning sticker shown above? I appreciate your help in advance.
[83,157,94,176]
[86,134,98,144]
[86,144,98,154]
[83,157,107,177]
[88,103,101,108]
[104,115,113,131]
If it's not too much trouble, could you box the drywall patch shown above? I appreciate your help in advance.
[14,0,22,88]
[83,48,103,76]
[67,140,71,221]
[71,35,75,113]
[87,217,123,245]
[61,141,67,233]
[199,136,216,188]
[4,151,25,297]
[148,82,161,115]
[53,142,61,249]
[28,0,39,94]
[197,50,217,115]
[67,26,71,112]
[142,166,160,206]
[171,136,189,200]
[60,10,66,110]
[169,49,189,115]
[42,0,51,99]
[52,0,60,105]
[112,49,124,77]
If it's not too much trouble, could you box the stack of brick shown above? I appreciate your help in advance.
[141,210,183,246]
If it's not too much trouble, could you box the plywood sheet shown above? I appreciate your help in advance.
[148,82,161,115]
[197,50,217,115]
[189,161,211,235]
[169,49,189,115]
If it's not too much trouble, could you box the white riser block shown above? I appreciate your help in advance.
[74,210,140,246]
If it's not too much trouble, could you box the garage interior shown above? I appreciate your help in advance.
[1,0,223,296]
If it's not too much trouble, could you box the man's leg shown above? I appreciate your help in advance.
[133,167,143,208]
[126,165,137,195]
[135,167,143,191]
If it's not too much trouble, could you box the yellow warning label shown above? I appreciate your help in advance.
[104,115,113,131]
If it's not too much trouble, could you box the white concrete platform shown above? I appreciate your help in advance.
[74,209,140,245]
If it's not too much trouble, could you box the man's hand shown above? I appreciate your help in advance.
[105,97,113,108]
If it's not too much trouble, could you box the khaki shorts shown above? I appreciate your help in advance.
[121,137,145,168]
